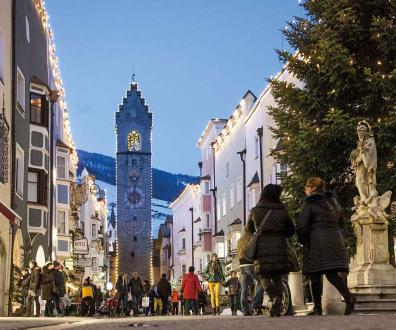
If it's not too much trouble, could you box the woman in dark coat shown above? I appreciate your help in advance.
[41,262,55,317]
[246,184,295,317]
[297,177,355,316]
[18,269,30,313]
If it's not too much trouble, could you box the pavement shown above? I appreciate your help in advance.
[1,314,396,330]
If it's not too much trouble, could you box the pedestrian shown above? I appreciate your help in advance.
[52,260,65,316]
[198,287,207,315]
[96,286,104,313]
[297,177,356,316]
[142,280,151,316]
[128,272,143,316]
[80,277,95,316]
[61,289,72,316]
[148,284,158,316]
[171,287,179,315]
[179,292,184,315]
[202,253,224,315]
[116,274,129,316]
[246,184,295,317]
[223,271,242,316]
[181,266,202,316]
[157,273,172,315]
[41,262,55,317]
[237,242,265,316]
[153,281,163,315]
[17,268,30,315]
[26,260,41,317]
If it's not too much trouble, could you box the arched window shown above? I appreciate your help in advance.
[127,130,141,151]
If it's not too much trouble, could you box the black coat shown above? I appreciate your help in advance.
[157,278,172,297]
[53,269,66,297]
[247,201,295,275]
[40,268,55,300]
[297,191,349,275]
[29,267,41,295]
[128,278,143,296]
[18,274,31,296]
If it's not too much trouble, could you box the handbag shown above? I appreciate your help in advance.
[244,209,273,261]
[142,296,150,308]
[127,292,132,301]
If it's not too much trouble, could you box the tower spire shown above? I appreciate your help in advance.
[131,65,135,83]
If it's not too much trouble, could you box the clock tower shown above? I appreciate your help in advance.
[115,80,153,279]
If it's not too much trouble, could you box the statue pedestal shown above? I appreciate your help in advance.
[348,208,396,313]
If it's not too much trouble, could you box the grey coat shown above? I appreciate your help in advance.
[297,191,349,275]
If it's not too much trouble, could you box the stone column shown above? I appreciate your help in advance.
[288,271,305,311]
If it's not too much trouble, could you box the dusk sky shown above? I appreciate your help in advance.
[46,0,301,176]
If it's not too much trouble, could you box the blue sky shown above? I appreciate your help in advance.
[46,0,301,175]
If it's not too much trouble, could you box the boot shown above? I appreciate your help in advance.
[269,297,282,317]
[308,304,322,316]
[212,307,216,316]
[216,307,221,315]
[345,294,356,315]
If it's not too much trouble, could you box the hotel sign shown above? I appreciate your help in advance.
[74,238,89,255]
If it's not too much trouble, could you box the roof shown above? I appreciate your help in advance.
[213,230,224,237]
[196,119,227,148]
[229,218,242,226]
[247,172,260,187]
[194,217,201,224]
[108,207,116,228]
[200,175,211,181]
[178,227,186,233]
[56,139,73,151]
[159,224,171,238]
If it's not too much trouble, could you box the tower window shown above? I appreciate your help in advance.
[127,130,141,151]
[131,251,135,258]
[133,236,137,241]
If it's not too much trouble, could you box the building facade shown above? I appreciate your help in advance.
[115,81,153,280]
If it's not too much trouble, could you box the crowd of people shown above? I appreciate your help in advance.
[16,178,356,318]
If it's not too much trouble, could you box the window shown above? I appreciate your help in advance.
[216,241,225,258]
[0,30,4,83]
[222,192,226,216]
[57,184,68,204]
[205,214,210,228]
[226,162,229,177]
[16,145,24,197]
[182,238,186,250]
[255,136,259,158]
[127,130,141,151]
[230,183,235,209]
[16,68,25,112]
[25,17,30,43]
[27,172,38,202]
[92,257,97,271]
[217,201,221,222]
[133,236,137,241]
[236,176,243,203]
[58,240,68,252]
[57,211,66,235]
[57,155,66,179]
[204,181,210,195]
[181,264,186,276]
[92,223,97,238]
[30,93,48,126]
[199,258,203,271]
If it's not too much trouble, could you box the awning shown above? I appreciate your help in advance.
[0,200,22,227]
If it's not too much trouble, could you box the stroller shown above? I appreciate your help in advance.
[98,297,119,317]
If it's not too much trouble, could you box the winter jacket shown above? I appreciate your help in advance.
[40,268,55,300]
[148,288,158,300]
[53,269,66,297]
[116,278,128,295]
[143,282,151,296]
[157,278,172,297]
[223,278,241,296]
[171,291,179,303]
[29,267,41,295]
[246,200,295,275]
[297,191,349,275]
[181,272,202,300]
[18,274,31,297]
[202,261,224,283]
[128,278,143,296]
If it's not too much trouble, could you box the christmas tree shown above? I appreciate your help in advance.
[269,0,396,253]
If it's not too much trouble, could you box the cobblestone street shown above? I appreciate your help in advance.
[1,315,396,330]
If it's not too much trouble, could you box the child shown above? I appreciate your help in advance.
[223,271,241,316]
[171,288,179,315]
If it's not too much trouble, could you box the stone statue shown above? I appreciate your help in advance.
[350,120,378,205]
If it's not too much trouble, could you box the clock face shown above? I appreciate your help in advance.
[122,217,148,235]
[125,187,145,209]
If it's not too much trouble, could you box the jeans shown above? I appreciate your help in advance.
[229,294,240,314]
[184,299,198,315]
[132,295,140,315]
[172,302,178,315]
[81,297,95,316]
[120,294,128,315]
[208,282,221,308]
[26,294,40,316]
[160,296,169,315]
[240,265,264,312]
[53,293,62,315]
